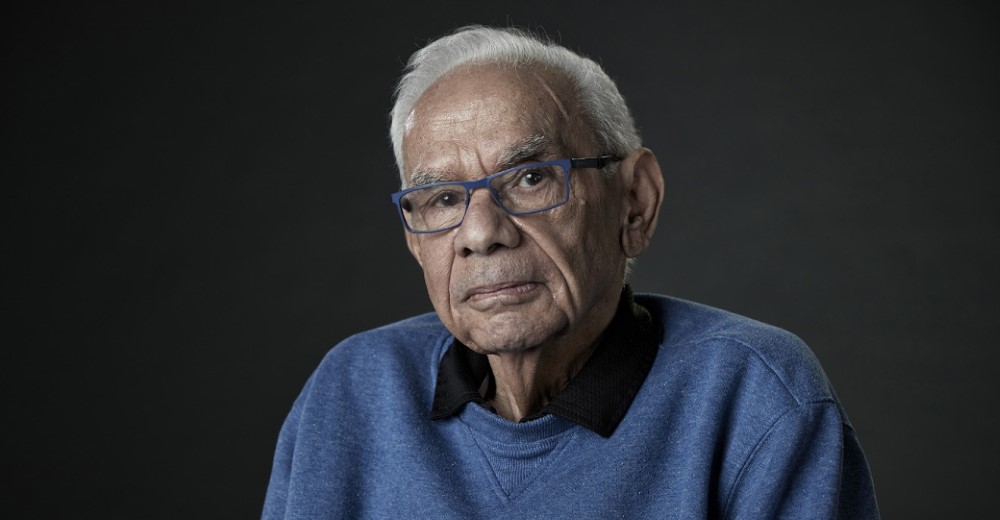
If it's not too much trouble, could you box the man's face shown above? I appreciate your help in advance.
[401,64,628,355]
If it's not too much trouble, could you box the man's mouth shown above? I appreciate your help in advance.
[463,281,540,303]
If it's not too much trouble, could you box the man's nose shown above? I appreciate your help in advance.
[453,188,520,257]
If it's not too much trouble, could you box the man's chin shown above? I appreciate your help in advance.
[457,314,567,355]
[464,339,538,356]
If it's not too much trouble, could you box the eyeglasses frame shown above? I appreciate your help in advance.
[390,155,621,234]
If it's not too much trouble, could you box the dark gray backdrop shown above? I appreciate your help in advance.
[4,1,997,518]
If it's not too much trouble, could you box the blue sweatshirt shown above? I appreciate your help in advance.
[262,294,879,519]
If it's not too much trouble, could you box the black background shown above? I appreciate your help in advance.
[4,1,998,518]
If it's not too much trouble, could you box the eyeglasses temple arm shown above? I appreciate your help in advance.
[570,154,622,169]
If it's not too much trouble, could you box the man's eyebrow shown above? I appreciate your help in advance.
[495,135,552,171]
[406,135,553,187]
[408,169,447,187]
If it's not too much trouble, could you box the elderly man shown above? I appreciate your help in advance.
[262,25,879,519]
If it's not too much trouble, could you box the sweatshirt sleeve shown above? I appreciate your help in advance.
[723,400,880,519]
[260,378,311,520]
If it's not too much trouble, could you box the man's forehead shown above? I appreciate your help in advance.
[402,64,578,180]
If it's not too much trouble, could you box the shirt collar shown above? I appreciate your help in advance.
[430,285,659,437]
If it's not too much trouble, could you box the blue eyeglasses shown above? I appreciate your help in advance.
[390,155,620,233]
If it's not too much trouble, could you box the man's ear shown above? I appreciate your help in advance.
[405,232,424,268]
[619,147,665,258]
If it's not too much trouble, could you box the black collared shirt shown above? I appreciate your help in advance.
[430,285,660,437]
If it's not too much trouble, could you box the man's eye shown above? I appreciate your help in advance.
[517,169,549,187]
[429,190,463,207]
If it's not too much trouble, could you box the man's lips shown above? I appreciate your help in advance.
[463,282,540,302]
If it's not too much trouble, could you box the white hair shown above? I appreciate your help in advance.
[389,25,642,178]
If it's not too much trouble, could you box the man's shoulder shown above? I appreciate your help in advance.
[637,293,804,348]
[313,312,451,372]
[636,293,834,404]
[282,312,452,436]
[348,312,449,343]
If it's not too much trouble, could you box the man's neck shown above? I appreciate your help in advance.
[485,345,591,421]
[485,290,620,422]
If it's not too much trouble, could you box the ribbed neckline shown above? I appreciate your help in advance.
[456,398,578,444]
